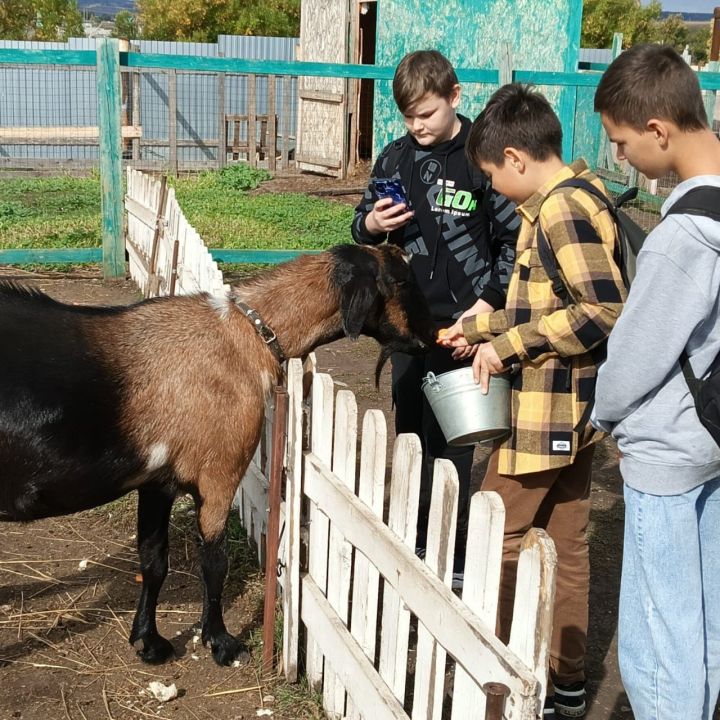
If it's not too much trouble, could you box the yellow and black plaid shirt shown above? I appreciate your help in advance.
[463,160,627,475]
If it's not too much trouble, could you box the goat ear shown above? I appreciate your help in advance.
[340,274,379,339]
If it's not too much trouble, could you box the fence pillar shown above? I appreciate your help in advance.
[97,38,125,280]
[596,34,624,173]
[557,0,583,162]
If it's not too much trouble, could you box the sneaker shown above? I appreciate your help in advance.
[554,681,586,718]
[451,570,464,590]
[543,694,556,719]
[416,546,464,590]
[451,554,465,591]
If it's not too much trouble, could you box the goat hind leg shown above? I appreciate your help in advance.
[129,483,176,664]
[195,489,248,666]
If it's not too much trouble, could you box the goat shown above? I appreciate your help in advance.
[0,243,434,666]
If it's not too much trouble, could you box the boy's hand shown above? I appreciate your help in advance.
[365,197,414,234]
[445,300,494,357]
[463,298,495,317]
[437,320,467,347]
[437,325,476,359]
[437,302,494,349]
[451,344,478,361]
[472,342,505,394]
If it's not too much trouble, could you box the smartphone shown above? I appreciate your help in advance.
[372,178,410,208]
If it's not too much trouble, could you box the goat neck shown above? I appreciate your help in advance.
[230,254,343,360]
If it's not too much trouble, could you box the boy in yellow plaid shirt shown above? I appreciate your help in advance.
[440,84,626,718]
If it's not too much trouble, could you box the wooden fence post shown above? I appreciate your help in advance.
[97,37,125,280]
[263,385,289,673]
[596,33,624,172]
[558,0,583,162]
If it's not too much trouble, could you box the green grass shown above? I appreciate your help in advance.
[0,166,354,255]
[172,176,353,251]
[0,175,102,249]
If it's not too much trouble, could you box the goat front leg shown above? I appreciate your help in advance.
[195,485,249,666]
[129,483,176,664]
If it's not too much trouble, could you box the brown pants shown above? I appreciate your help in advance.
[482,444,594,686]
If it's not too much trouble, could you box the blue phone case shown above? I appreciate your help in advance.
[373,179,410,207]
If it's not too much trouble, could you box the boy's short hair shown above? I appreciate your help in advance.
[392,50,459,114]
[594,44,707,131]
[466,83,563,166]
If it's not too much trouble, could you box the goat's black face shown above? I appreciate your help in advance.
[332,244,435,381]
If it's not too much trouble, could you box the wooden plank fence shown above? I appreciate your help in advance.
[123,179,557,717]
[125,168,228,297]
[282,359,557,719]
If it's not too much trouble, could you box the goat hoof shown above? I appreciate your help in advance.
[135,636,175,665]
[211,634,249,666]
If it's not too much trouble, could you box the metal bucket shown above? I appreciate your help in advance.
[421,367,511,446]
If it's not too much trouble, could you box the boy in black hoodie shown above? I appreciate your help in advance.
[351,50,519,586]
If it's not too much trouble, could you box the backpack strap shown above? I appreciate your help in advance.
[380,137,410,177]
[665,186,720,222]
[535,177,615,307]
[536,222,571,306]
[680,349,702,390]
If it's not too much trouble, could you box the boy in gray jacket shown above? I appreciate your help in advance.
[591,44,720,719]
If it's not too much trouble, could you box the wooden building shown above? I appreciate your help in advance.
[296,0,583,177]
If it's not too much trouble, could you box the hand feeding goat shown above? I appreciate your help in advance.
[0,243,435,666]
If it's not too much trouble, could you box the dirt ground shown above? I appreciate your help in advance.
[0,263,633,720]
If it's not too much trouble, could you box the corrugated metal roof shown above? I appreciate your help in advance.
[579,48,612,65]
[137,40,219,56]
[219,35,298,60]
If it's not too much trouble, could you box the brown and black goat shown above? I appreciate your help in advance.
[0,243,434,666]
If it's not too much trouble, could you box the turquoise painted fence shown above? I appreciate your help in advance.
[1,43,719,273]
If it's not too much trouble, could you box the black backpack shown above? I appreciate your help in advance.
[537,180,720,446]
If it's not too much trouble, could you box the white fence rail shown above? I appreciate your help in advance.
[125,168,228,298]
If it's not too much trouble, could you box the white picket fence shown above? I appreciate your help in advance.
[277,358,556,720]
[125,168,228,298]
[122,173,557,718]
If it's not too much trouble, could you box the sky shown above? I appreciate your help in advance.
[656,0,715,12]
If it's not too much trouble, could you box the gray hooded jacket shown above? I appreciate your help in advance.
[591,176,720,495]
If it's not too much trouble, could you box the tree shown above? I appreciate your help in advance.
[113,10,139,40]
[0,0,83,40]
[137,0,231,42]
[136,0,300,42]
[689,25,712,65]
[228,0,300,37]
[582,0,662,49]
[0,0,36,39]
[656,13,689,52]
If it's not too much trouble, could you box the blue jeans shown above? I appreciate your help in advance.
[619,479,720,719]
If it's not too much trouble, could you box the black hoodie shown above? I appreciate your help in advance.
[352,115,519,325]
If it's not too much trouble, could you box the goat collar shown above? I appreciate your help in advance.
[233,300,286,364]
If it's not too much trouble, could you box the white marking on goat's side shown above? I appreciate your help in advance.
[146,442,170,472]
[208,294,231,321]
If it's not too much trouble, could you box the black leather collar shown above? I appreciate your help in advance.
[234,300,286,364]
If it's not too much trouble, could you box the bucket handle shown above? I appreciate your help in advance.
[423,371,443,393]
